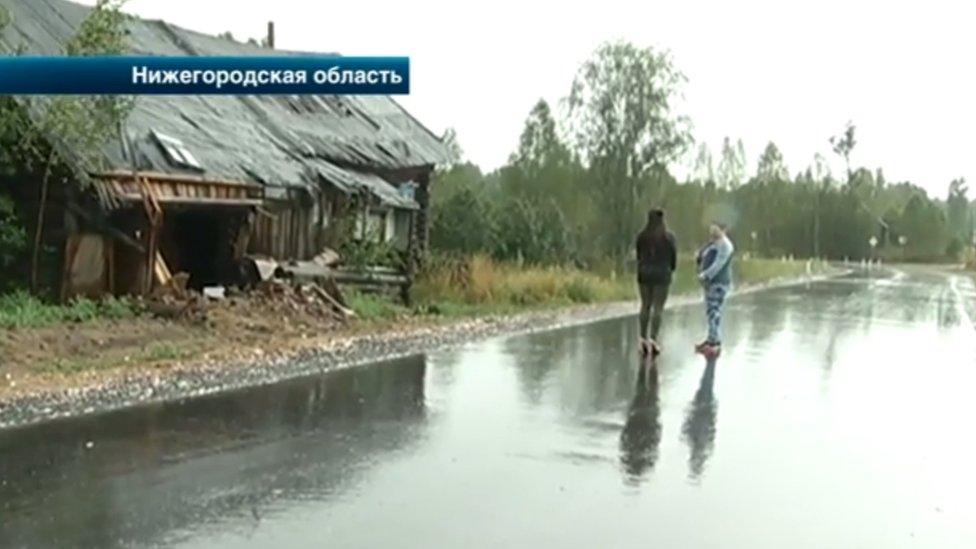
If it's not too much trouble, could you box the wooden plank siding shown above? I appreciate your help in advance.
[249,186,350,261]
[95,171,263,204]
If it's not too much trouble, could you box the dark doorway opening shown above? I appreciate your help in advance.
[161,209,242,291]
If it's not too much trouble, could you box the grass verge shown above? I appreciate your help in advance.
[370,255,834,321]
[0,291,139,329]
[35,339,205,376]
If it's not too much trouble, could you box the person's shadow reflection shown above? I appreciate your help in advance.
[682,357,718,482]
[619,356,662,485]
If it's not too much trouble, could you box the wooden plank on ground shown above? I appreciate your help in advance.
[153,251,172,287]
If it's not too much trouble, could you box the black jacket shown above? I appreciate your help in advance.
[636,230,677,285]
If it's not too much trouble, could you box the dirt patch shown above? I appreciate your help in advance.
[1,317,199,375]
[0,282,351,400]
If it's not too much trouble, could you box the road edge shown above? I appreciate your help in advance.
[0,268,849,431]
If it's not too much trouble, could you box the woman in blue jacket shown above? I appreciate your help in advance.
[695,223,734,357]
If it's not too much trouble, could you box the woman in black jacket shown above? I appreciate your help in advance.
[635,208,677,356]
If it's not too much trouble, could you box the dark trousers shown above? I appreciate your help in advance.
[638,283,670,340]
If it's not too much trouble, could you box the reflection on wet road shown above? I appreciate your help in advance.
[1,267,975,548]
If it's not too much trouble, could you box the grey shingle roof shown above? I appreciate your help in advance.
[0,0,447,208]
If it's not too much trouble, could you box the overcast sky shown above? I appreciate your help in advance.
[89,0,974,197]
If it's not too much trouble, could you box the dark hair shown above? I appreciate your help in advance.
[639,208,668,257]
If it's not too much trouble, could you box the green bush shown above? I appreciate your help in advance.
[347,291,406,321]
[145,342,187,361]
[0,291,61,328]
[564,276,598,303]
[340,228,401,270]
[946,237,964,260]
[0,195,28,292]
[0,291,138,329]
[61,297,99,323]
[100,295,140,319]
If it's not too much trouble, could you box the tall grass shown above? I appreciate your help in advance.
[413,255,632,309]
[0,291,138,329]
[346,291,409,321]
[414,254,831,312]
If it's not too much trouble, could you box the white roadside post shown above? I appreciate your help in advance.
[869,236,878,272]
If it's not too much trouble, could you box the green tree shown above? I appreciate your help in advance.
[511,99,570,176]
[440,127,463,168]
[430,179,496,256]
[0,0,133,293]
[746,142,791,254]
[830,121,857,183]
[495,99,581,264]
[716,136,747,189]
[828,121,892,248]
[894,194,948,259]
[755,141,789,183]
[567,40,691,261]
[946,178,971,245]
[809,153,834,257]
[875,168,886,189]
[432,161,483,207]
[690,142,715,186]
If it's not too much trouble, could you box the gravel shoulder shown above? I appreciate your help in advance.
[0,271,843,431]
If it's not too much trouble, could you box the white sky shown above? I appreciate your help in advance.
[86,0,974,197]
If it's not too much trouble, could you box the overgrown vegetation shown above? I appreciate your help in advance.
[0,291,138,329]
[346,291,409,321]
[341,229,402,270]
[0,0,133,172]
[401,254,829,319]
[0,195,27,292]
[0,0,133,294]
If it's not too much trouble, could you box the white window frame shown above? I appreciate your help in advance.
[153,131,203,170]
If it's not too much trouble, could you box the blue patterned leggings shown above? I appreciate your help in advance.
[704,284,729,345]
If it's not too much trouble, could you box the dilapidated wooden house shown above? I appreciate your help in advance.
[0,0,448,299]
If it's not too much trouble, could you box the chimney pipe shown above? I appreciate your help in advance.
[266,21,275,49]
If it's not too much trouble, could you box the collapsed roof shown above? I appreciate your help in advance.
[0,0,448,209]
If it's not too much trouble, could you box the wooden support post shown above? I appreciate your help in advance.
[106,238,116,295]
[233,210,255,261]
[138,177,164,295]
[30,151,56,293]
[59,235,78,303]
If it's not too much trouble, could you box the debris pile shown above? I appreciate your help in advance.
[145,253,354,326]
[251,279,355,322]
[146,273,208,322]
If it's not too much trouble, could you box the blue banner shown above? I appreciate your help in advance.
[0,56,409,95]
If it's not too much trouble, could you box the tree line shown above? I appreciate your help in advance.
[431,41,974,267]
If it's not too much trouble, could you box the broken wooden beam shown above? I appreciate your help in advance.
[64,201,145,254]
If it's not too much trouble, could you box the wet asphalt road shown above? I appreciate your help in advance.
[1,267,975,548]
